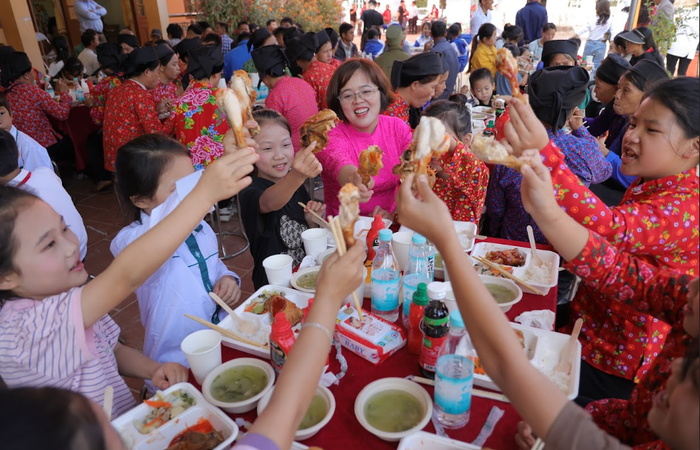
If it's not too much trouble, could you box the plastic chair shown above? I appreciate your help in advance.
[209,196,249,260]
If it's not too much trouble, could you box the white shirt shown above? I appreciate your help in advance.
[110,170,240,367]
[470,6,492,35]
[48,60,64,78]
[11,126,52,172]
[528,39,544,73]
[668,6,699,58]
[73,0,107,33]
[9,168,88,260]
[408,5,418,19]
[577,16,613,42]
[78,47,101,77]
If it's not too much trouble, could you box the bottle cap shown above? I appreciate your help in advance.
[427,281,447,300]
[272,311,292,332]
[449,310,464,328]
[412,233,426,245]
[487,119,495,127]
[378,228,393,242]
[412,283,429,306]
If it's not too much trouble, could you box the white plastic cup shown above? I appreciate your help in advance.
[263,254,294,287]
[391,231,413,272]
[302,228,329,257]
[585,55,593,64]
[180,329,222,385]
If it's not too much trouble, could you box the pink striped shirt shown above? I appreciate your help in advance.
[0,287,136,418]
[265,76,319,153]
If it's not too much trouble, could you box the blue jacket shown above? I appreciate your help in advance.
[451,35,471,72]
[516,2,548,44]
[431,37,459,99]
[223,40,251,82]
[364,39,385,59]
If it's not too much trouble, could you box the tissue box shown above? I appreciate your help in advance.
[335,306,406,365]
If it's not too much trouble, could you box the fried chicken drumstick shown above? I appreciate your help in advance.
[300,109,339,153]
[338,183,360,248]
[392,116,450,187]
[496,47,523,100]
[471,134,523,169]
[358,145,383,186]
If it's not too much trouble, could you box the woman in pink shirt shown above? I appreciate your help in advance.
[317,59,412,217]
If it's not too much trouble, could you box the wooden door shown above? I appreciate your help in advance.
[129,0,150,45]
[59,0,83,48]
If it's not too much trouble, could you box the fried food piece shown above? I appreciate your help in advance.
[496,47,523,100]
[514,329,525,348]
[392,146,438,187]
[485,248,526,266]
[264,294,303,327]
[338,183,360,247]
[413,116,450,176]
[300,109,339,153]
[231,70,259,136]
[215,88,247,150]
[358,145,383,185]
[471,134,523,169]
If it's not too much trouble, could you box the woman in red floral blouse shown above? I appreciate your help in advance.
[103,47,174,172]
[514,145,698,450]
[90,43,125,126]
[0,51,71,150]
[384,52,443,127]
[286,33,337,110]
[502,77,699,400]
[424,99,489,223]
[174,45,228,170]
[151,43,181,110]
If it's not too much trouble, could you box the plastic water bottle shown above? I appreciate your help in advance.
[402,233,432,328]
[425,239,436,282]
[371,229,401,322]
[45,77,54,97]
[74,78,85,103]
[434,310,474,428]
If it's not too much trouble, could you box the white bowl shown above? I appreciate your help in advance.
[202,358,275,413]
[257,385,336,440]
[317,248,335,265]
[354,377,432,442]
[478,275,523,312]
[290,266,320,293]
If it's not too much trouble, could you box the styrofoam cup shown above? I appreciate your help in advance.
[263,254,294,287]
[392,231,413,272]
[180,329,222,385]
[302,228,328,257]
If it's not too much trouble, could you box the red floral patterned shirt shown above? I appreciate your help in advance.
[329,58,342,69]
[383,92,410,126]
[541,141,698,381]
[174,81,229,170]
[89,74,123,125]
[432,141,489,223]
[2,81,71,148]
[568,231,692,450]
[303,60,336,110]
[103,80,174,172]
[150,81,178,105]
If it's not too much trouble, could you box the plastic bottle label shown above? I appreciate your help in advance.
[402,273,429,317]
[435,354,473,414]
[420,335,447,372]
[371,269,400,312]
[269,340,288,373]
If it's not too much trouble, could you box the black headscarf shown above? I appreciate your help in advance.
[595,54,631,86]
[123,47,159,78]
[186,45,224,80]
[541,39,579,67]
[96,43,125,73]
[528,65,590,131]
[155,43,175,64]
[0,46,16,66]
[117,34,140,50]
[315,30,330,53]
[251,45,289,87]
[391,52,443,90]
[627,59,669,87]
[248,28,272,52]
[285,33,317,63]
[174,37,202,61]
[0,52,32,88]
[325,28,339,49]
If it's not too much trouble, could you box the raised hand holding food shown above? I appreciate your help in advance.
[358,145,383,186]
[496,47,523,100]
[300,109,339,153]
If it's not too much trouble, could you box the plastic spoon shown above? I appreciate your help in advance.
[555,318,583,375]
[526,225,544,267]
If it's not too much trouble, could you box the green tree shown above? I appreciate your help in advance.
[647,0,698,56]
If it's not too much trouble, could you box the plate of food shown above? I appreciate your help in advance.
[112,382,238,450]
[217,286,313,358]
[471,242,560,295]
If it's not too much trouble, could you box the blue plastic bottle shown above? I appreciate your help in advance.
[370,229,401,322]
[401,233,432,328]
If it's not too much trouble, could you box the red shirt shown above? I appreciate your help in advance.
[541,141,698,381]
[329,58,342,69]
[432,141,489,224]
[302,60,336,110]
[383,92,410,126]
[103,80,174,172]
[150,81,178,105]
[2,81,71,148]
[383,9,392,23]
[89,75,123,125]
[568,231,692,450]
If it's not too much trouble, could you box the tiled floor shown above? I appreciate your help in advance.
[63,174,256,398]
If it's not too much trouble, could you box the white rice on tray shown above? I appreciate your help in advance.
[457,230,473,250]
[536,349,571,394]
[522,261,553,284]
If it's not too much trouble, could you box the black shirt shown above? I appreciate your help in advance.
[360,9,385,35]
[239,176,311,289]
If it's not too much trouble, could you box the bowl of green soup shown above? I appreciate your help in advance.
[257,385,336,440]
[355,377,432,441]
[202,358,275,413]
[478,275,523,312]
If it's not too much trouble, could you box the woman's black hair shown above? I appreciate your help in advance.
[469,23,498,72]
[252,108,292,136]
[518,45,530,55]
[0,387,106,450]
[596,0,611,25]
[126,60,160,78]
[50,35,71,65]
[115,134,191,223]
[635,26,657,52]
[60,57,84,79]
[469,67,494,88]
[642,77,699,140]
[158,49,176,67]
[423,98,472,139]
[0,186,40,302]
[503,43,520,58]
[613,32,627,49]
[542,23,557,33]
[501,25,523,43]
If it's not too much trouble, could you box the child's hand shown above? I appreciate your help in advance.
[515,421,538,450]
[225,121,259,152]
[304,201,326,226]
[372,205,393,220]
[316,242,366,308]
[213,276,242,308]
[199,148,259,204]
[291,141,323,179]
[151,362,189,390]
[395,174,454,247]
[518,150,561,223]
[502,97,550,157]
[350,172,375,203]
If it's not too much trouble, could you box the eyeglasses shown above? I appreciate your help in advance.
[338,87,379,104]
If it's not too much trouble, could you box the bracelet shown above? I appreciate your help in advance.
[301,322,335,342]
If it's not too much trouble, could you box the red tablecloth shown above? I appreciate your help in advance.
[52,105,100,171]
[190,237,558,450]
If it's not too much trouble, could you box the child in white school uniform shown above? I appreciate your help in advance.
[0,135,258,419]
[0,95,52,171]
[111,134,242,369]
[0,129,88,260]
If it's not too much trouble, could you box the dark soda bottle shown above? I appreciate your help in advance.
[419,282,450,379]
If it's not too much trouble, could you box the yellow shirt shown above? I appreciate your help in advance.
[470,44,497,77]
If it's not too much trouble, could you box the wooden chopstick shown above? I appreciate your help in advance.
[184,313,268,348]
[327,215,364,320]
[298,202,329,227]
[531,437,545,450]
[474,255,545,296]
[411,376,510,403]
